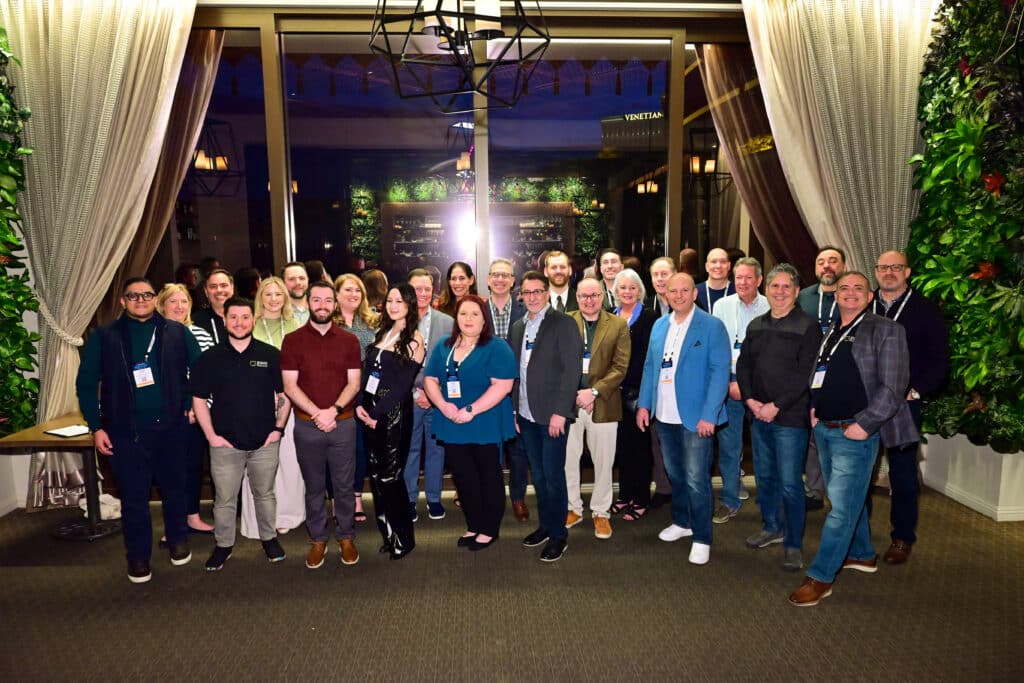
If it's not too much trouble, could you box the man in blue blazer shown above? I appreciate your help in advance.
[637,273,731,565]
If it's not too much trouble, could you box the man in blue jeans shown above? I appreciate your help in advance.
[510,271,582,563]
[636,273,731,566]
[711,257,768,524]
[789,271,916,606]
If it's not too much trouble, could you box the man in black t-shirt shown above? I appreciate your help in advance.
[190,297,291,572]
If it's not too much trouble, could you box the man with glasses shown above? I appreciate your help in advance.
[872,251,948,565]
[280,280,363,569]
[404,268,453,521]
[192,268,235,345]
[789,271,915,606]
[76,277,202,583]
[486,259,530,521]
[511,271,583,562]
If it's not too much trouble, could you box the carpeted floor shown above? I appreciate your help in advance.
[0,486,1021,682]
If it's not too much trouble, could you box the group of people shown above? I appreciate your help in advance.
[76,243,947,607]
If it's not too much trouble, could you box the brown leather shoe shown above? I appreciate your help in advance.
[789,576,833,606]
[306,541,328,569]
[842,555,879,573]
[339,538,359,566]
[883,540,912,565]
[512,500,529,522]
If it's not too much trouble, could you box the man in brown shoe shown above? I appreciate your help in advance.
[281,281,363,569]
[789,271,915,606]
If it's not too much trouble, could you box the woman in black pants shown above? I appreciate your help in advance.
[355,283,424,560]
[611,269,659,521]
[423,295,517,550]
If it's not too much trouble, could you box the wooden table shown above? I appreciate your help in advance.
[0,413,121,541]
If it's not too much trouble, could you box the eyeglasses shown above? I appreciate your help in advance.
[124,292,156,302]
[520,288,546,297]
[578,293,603,301]
[875,264,906,273]
[489,272,513,279]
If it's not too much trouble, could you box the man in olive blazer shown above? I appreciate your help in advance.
[565,278,631,539]
[510,271,583,563]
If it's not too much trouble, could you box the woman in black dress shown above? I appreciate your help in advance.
[355,283,425,559]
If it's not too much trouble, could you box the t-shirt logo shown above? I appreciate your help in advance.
[251,360,269,368]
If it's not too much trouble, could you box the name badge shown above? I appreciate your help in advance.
[582,352,591,375]
[660,358,674,384]
[132,363,155,388]
[811,363,827,389]
[820,322,830,334]
[447,379,462,399]
[525,340,534,351]
[365,371,381,396]
[731,341,742,374]
[523,341,533,364]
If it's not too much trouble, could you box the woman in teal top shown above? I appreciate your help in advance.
[424,295,517,551]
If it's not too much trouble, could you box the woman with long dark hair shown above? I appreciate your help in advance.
[355,283,424,559]
[434,261,478,317]
[423,295,516,550]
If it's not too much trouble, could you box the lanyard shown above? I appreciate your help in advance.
[419,309,431,351]
[261,317,284,348]
[142,328,156,363]
[817,290,837,326]
[210,318,220,344]
[380,327,401,350]
[663,317,687,362]
[445,344,460,378]
[873,289,912,321]
[817,312,866,364]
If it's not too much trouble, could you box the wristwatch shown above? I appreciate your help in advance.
[272,426,285,435]
[590,388,599,398]
[334,404,345,412]
[465,404,474,413]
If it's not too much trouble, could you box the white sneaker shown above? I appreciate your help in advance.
[689,542,711,565]
[658,524,693,542]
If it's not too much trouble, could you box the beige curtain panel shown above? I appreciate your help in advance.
[96,29,225,326]
[1,0,196,509]
[743,0,939,273]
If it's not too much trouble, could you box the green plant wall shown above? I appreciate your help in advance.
[0,27,38,437]
[350,184,381,263]
[908,0,1024,452]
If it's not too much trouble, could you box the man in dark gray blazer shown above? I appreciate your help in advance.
[790,271,915,607]
[404,268,454,521]
[510,271,583,562]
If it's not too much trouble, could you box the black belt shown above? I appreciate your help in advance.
[820,420,855,429]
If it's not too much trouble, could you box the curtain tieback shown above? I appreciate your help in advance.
[33,288,84,347]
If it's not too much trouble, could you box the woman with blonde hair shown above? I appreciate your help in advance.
[240,276,305,538]
[156,283,214,535]
[361,268,389,315]
[335,273,379,522]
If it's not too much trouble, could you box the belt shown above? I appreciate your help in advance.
[296,408,354,422]
[821,420,855,429]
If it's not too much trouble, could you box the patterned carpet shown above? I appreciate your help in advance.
[1,486,1021,682]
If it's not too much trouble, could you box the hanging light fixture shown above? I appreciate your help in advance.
[190,119,244,197]
[369,0,551,114]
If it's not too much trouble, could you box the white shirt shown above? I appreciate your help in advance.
[548,287,570,311]
[655,308,695,425]
[518,304,550,423]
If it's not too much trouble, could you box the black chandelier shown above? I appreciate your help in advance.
[369,0,551,114]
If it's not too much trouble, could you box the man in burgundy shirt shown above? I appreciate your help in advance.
[281,280,363,569]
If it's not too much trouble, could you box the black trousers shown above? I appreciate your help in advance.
[616,407,653,506]
[446,443,505,537]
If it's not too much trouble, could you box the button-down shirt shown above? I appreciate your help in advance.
[548,288,569,312]
[291,303,310,327]
[489,297,512,339]
[655,308,695,425]
[518,304,550,423]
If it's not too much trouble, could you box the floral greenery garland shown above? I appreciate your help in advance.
[0,27,38,437]
[908,0,1024,452]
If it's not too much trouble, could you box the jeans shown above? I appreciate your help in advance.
[210,442,280,547]
[751,421,809,550]
[715,398,745,510]
[807,422,879,583]
[518,417,569,540]
[503,435,529,502]
[404,403,444,504]
[654,420,714,545]
[107,420,189,562]
[293,417,357,541]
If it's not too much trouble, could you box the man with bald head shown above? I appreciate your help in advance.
[871,250,948,565]
[695,248,736,313]
[637,272,731,565]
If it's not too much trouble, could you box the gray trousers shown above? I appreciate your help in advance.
[211,442,280,547]
[804,436,825,499]
[293,417,357,541]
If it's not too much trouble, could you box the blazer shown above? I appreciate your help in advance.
[643,293,670,318]
[569,310,631,423]
[487,296,527,343]
[415,308,454,388]
[510,308,583,424]
[548,286,579,313]
[821,311,918,448]
[637,307,731,431]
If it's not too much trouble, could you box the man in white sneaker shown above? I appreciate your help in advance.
[636,273,730,565]
[565,278,630,540]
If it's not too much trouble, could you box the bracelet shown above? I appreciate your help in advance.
[272,426,285,435]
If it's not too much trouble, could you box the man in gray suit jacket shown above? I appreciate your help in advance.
[790,271,915,607]
[404,268,455,521]
[510,271,583,563]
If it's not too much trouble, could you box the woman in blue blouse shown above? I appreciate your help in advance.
[423,295,517,551]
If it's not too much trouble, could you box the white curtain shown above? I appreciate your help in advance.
[1,0,196,508]
[743,0,940,272]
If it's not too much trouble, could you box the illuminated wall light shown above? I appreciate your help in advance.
[291,180,299,194]
[704,159,716,174]
[690,155,701,174]
[637,183,646,195]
